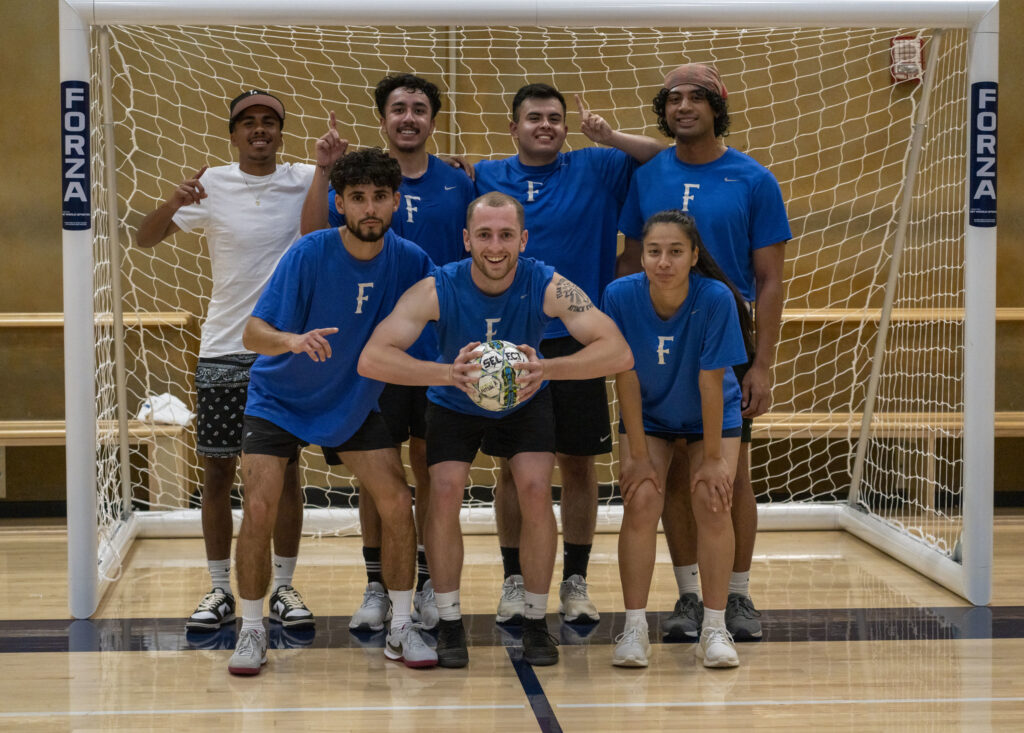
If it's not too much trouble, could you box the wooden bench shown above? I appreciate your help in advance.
[750,411,1024,508]
[0,419,190,507]
[779,306,1024,323]
[0,311,194,328]
[0,310,196,504]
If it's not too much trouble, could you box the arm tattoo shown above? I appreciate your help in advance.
[555,279,594,313]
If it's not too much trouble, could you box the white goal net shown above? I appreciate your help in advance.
[64,1,996,613]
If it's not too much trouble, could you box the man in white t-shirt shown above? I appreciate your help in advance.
[136,90,318,638]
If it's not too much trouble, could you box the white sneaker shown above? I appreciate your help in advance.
[559,574,599,624]
[696,626,740,668]
[612,625,651,668]
[412,580,439,631]
[496,574,525,625]
[385,623,438,669]
[349,582,393,631]
[228,627,268,675]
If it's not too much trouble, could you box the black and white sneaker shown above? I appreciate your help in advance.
[269,585,315,630]
[185,587,236,632]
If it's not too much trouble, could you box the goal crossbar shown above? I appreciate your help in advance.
[67,0,996,30]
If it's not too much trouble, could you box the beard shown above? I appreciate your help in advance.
[347,217,390,242]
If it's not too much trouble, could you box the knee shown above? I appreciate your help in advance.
[427,482,465,514]
[202,457,237,494]
[558,455,593,487]
[242,492,277,529]
[516,479,552,512]
[690,485,732,528]
[624,486,663,527]
[372,483,414,523]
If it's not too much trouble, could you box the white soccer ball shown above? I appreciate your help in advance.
[467,340,528,412]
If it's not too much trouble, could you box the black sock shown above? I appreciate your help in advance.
[416,547,430,591]
[362,546,384,585]
[562,542,592,580]
[500,546,521,578]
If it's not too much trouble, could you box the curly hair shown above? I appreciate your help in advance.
[329,147,402,194]
[642,209,753,353]
[652,87,730,139]
[374,73,442,119]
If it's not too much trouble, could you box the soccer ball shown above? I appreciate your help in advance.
[467,340,528,412]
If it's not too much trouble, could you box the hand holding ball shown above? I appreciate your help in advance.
[466,340,528,411]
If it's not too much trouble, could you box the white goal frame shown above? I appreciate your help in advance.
[60,0,998,617]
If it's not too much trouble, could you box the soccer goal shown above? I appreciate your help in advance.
[59,0,999,617]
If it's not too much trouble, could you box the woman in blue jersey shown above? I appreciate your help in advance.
[602,209,753,669]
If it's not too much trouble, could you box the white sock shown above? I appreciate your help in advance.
[388,588,413,630]
[208,558,231,592]
[524,591,548,620]
[673,563,700,597]
[624,608,647,629]
[703,606,726,631]
[435,590,461,621]
[272,553,297,590]
[728,571,750,597]
[240,597,264,632]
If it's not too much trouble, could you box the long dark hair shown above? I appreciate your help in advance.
[641,209,754,353]
[652,87,730,139]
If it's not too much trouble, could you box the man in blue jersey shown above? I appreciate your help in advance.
[227,148,437,676]
[474,84,664,625]
[617,63,791,642]
[359,192,634,668]
[301,74,476,633]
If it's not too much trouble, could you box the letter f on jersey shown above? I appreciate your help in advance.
[355,282,374,314]
[657,336,674,365]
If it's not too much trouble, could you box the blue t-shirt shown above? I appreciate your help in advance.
[474,148,637,339]
[602,272,748,435]
[246,228,433,446]
[427,257,554,418]
[328,154,474,267]
[328,155,472,361]
[618,147,791,301]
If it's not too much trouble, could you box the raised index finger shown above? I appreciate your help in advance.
[574,93,589,118]
[328,110,337,130]
[193,165,209,180]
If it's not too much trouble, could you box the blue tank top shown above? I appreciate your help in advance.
[427,257,554,418]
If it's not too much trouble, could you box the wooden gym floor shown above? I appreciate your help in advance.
[2,519,1024,731]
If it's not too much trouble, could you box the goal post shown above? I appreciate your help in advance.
[60,0,999,618]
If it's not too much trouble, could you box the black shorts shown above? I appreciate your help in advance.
[732,358,754,444]
[242,411,394,465]
[540,336,613,456]
[378,383,428,443]
[425,388,556,466]
[621,425,744,444]
[194,353,257,458]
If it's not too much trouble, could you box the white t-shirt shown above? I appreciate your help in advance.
[172,162,316,358]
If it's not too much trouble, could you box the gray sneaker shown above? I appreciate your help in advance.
[558,574,599,624]
[385,623,438,669]
[662,592,703,640]
[725,593,763,640]
[412,579,439,631]
[228,627,268,676]
[496,574,525,625]
[349,582,392,632]
[612,624,651,667]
